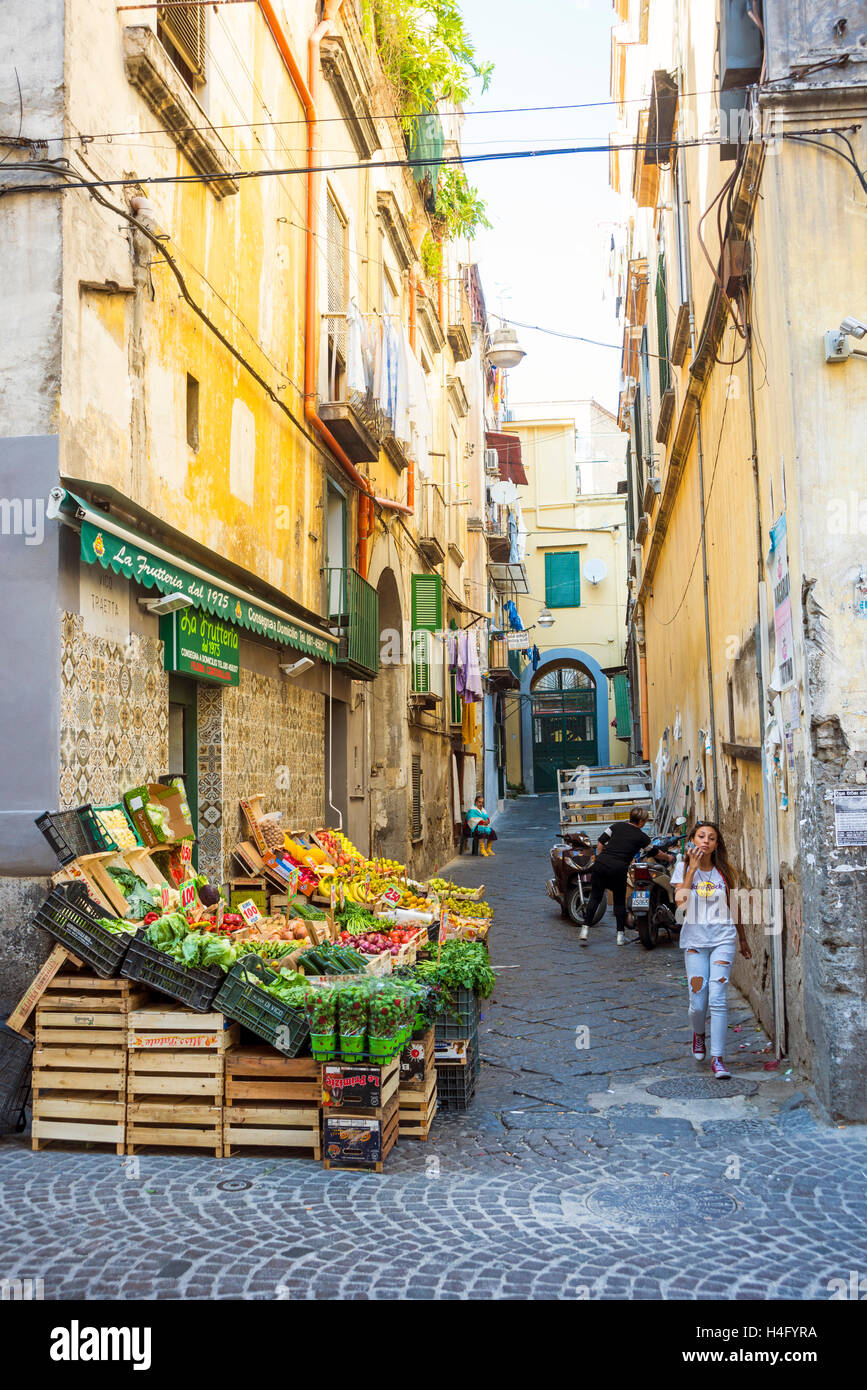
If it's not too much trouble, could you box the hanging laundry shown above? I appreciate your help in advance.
[452,754,462,825]
[531,644,541,672]
[505,600,523,631]
[463,631,483,702]
[461,751,477,810]
[446,630,458,671]
[345,300,366,396]
[508,509,519,564]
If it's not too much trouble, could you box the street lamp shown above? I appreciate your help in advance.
[537,607,555,629]
[486,322,527,370]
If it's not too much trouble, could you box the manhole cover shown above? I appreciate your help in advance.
[585,1183,738,1225]
[217,1178,255,1192]
[646,1077,758,1099]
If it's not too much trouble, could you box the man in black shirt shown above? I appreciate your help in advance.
[580,808,672,946]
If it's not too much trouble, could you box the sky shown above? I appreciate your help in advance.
[458,0,625,419]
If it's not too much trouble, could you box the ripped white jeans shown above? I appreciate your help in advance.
[684,945,735,1058]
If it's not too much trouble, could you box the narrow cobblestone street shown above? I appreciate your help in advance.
[1,796,865,1302]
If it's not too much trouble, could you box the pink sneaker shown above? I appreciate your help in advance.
[691,1032,706,1061]
[711,1057,732,1079]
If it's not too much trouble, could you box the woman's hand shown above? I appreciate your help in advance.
[738,935,752,960]
[686,845,703,873]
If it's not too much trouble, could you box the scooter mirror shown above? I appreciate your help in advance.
[674,816,687,826]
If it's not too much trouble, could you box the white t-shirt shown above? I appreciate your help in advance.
[670,859,737,950]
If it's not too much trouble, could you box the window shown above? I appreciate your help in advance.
[411,755,422,840]
[185,373,199,451]
[157,3,206,89]
[545,552,581,608]
[411,573,443,694]
[655,252,671,398]
[612,672,631,739]
[326,190,348,360]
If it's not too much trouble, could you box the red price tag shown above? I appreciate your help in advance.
[237,898,262,926]
[180,840,193,865]
[160,886,171,910]
[180,882,197,912]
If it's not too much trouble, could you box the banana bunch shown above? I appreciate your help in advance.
[343,878,379,908]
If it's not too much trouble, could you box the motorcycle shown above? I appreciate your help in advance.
[547,831,607,927]
[626,829,684,949]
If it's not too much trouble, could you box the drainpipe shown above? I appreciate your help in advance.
[634,601,650,760]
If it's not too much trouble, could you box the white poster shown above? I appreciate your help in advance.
[833,789,867,848]
[768,515,795,689]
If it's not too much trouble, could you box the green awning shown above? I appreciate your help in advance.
[52,488,336,662]
[613,671,631,739]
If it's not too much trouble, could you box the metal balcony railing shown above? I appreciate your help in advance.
[418,483,446,565]
[326,567,380,680]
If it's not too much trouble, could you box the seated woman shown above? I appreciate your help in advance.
[465,795,498,857]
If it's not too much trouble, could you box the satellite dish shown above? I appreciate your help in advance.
[584,558,607,585]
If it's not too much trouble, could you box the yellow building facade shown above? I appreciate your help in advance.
[611,0,867,1118]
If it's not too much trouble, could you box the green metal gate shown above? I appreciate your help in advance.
[531,667,597,792]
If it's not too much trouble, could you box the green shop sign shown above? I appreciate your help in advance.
[160,609,240,686]
[80,517,336,662]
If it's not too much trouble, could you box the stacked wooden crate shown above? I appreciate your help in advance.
[31,975,146,1153]
[321,1057,400,1172]
[223,1048,321,1159]
[125,1004,238,1157]
[398,1028,437,1141]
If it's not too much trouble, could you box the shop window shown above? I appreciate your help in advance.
[544,551,581,608]
[157,3,206,91]
[411,754,422,840]
[186,373,199,451]
[326,189,348,366]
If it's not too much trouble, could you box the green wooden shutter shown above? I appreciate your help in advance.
[655,253,670,397]
[411,574,443,693]
[613,672,631,738]
[545,552,581,608]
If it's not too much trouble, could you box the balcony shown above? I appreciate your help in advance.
[319,315,382,464]
[446,278,472,362]
[487,636,520,690]
[484,501,511,563]
[418,483,446,566]
[326,567,380,680]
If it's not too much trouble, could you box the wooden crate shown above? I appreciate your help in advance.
[126,1050,224,1155]
[127,1004,239,1052]
[322,1093,399,1173]
[39,976,148,1018]
[398,1072,437,1141]
[225,1048,320,1104]
[222,1103,320,1159]
[5,944,84,1038]
[399,1028,435,1091]
[321,1057,400,1114]
[32,1036,127,1154]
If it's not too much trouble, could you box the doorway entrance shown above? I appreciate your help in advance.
[168,674,199,867]
[531,663,598,792]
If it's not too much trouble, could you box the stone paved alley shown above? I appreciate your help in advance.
[1,796,866,1301]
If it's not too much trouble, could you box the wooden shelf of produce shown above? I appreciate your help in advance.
[125,1005,235,1156]
[32,991,134,1154]
[222,1048,321,1159]
[398,1029,437,1141]
[322,1093,399,1173]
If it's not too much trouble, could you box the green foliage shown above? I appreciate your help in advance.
[433,167,492,240]
[421,232,443,278]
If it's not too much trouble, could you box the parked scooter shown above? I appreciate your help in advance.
[626,824,684,949]
[547,832,607,927]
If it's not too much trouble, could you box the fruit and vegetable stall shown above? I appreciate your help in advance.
[1,787,495,1172]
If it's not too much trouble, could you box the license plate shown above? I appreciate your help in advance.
[631,889,650,910]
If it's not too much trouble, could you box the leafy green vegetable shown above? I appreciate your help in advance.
[413,940,495,999]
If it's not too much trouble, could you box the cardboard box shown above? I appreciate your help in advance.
[124,783,194,847]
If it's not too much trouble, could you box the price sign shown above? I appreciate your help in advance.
[160,886,171,910]
[338,882,345,909]
[237,898,262,926]
[180,881,197,912]
[288,867,299,897]
[381,886,402,907]
[330,881,336,911]
[180,840,193,865]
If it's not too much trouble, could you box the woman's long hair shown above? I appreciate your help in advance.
[689,821,736,892]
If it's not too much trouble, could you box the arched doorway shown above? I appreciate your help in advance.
[530,661,598,792]
[370,567,408,860]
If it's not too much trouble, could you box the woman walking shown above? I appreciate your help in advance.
[581,808,671,946]
[671,822,751,1079]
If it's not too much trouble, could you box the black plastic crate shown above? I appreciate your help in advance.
[435,986,481,1042]
[214,954,310,1057]
[0,1024,33,1136]
[32,882,132,977]
[34,806,101,866]
[121,928,223,1012]
[436,1045,478,1112]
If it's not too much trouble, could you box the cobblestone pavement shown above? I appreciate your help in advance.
[1,796,866,1301]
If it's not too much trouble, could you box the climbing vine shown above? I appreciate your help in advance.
[362,0,493,240]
